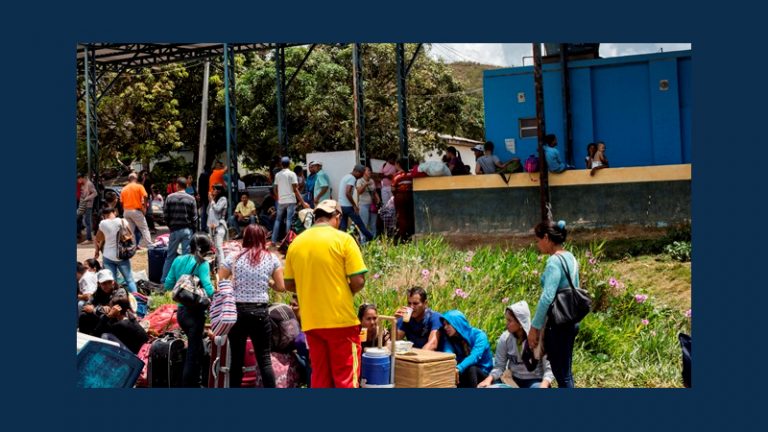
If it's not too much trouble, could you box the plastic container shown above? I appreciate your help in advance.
[361,351,391,386]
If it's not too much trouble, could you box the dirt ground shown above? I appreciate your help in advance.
[423,225,672,251]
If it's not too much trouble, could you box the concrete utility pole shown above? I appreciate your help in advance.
[533,43,552,223]
[197,61,210,182]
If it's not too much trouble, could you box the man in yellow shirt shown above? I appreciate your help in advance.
[228,193,256,239]
[284,199,368,388]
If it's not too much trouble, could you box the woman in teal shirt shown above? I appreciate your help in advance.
[164,233,215,387]
[528,220,580,388]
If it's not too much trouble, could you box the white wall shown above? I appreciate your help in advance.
[305,150,358,201]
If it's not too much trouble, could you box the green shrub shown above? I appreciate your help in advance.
[664,241,691,262]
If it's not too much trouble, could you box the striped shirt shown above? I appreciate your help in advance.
[163,191,197,231]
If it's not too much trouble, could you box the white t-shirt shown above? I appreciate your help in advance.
[274,169,298,204]
[356,177,375,206]
[98,217,126,262]
[338,174,358,207]
[79,271,98,295]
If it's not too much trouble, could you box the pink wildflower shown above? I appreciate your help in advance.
[589,258,597,265]
[585,251,592,258]
[609,277,618,287]
[373,273,381,280]
[421,269,430,278]
[502,297,509,304]
[685,309,692,318]
[454,289,469,299]
[463,266,473,273]
[641,319,649,326]
[635,294,648,303]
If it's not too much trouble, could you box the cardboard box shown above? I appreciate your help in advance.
[395,348,457,388]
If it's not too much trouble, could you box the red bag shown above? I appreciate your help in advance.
[134,341,153,387]
[524,155,539,173]
[143,304,179,336]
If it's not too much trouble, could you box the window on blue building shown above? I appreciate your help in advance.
[519,118,538,138]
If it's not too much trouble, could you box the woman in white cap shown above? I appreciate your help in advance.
[477,300,553,388]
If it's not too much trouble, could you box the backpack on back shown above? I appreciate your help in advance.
[268,303,300,353]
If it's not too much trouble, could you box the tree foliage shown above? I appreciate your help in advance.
[76,44,485,175]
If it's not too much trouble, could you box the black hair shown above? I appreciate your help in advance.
[77,262,86,274]
[534,220,568,244]
[357,303,378,320]
[544,134,557,145]
[85,258,102,271]
[189,233,213,261]
[484,141,495,152]
[101,206,116,216]
[406,286,428,303]
[176,177,188,188]
[386,153,397,162]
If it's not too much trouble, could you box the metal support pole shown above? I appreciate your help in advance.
[396,43,409,169]
[533,43,551,223]
[197,61,210,185]
[84,45,99,182]
[223,44,238,221]
[286,44,316,90]
[275,45,287,156]
[352,43,367,165]
[560,44,574,166]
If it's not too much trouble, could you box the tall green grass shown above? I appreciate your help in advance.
[146,235,690,387]
[359,236,690,388]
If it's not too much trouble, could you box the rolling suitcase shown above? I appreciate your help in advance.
[148,332,186,387]
[208,336,257,388]
[147,246,167,283]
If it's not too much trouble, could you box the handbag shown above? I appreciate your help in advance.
[116,219,137,260]
[547,254,592,325]
[171,259,211,309]
[209,279,237,336]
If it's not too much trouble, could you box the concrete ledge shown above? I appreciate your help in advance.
[413,164,691,191]
[413,165,691,235]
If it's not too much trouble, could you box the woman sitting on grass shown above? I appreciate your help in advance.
[440,310,493,388]
[478,300,553,388]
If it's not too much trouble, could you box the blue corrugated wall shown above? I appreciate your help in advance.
[483,50,692,168]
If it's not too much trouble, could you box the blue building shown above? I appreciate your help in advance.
[483,50,691,168]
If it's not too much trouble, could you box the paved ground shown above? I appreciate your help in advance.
[77,225,170,274]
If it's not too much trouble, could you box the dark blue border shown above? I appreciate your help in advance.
[5,0,764,430]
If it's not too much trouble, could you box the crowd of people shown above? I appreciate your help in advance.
[77,150,588,389]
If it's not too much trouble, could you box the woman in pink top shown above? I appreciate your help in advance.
[380,153,398,206]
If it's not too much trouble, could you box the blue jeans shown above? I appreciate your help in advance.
[103,256,137,293]
[544,322,579,388]
[177,306,206,387]
[340,206,373,241]
[272,203,296,244]
[358,204,378,238]
[161,228,193,284]
[83,207,93,240]
[513,377,542,388]
[228,215,256,236]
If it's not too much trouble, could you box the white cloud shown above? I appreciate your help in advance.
[427,43,692,67]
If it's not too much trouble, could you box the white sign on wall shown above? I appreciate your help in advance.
[505,138,516,154]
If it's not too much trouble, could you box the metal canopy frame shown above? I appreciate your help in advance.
[77,43,421,201]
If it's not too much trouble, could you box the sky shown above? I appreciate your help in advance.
[426,43,692,67]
